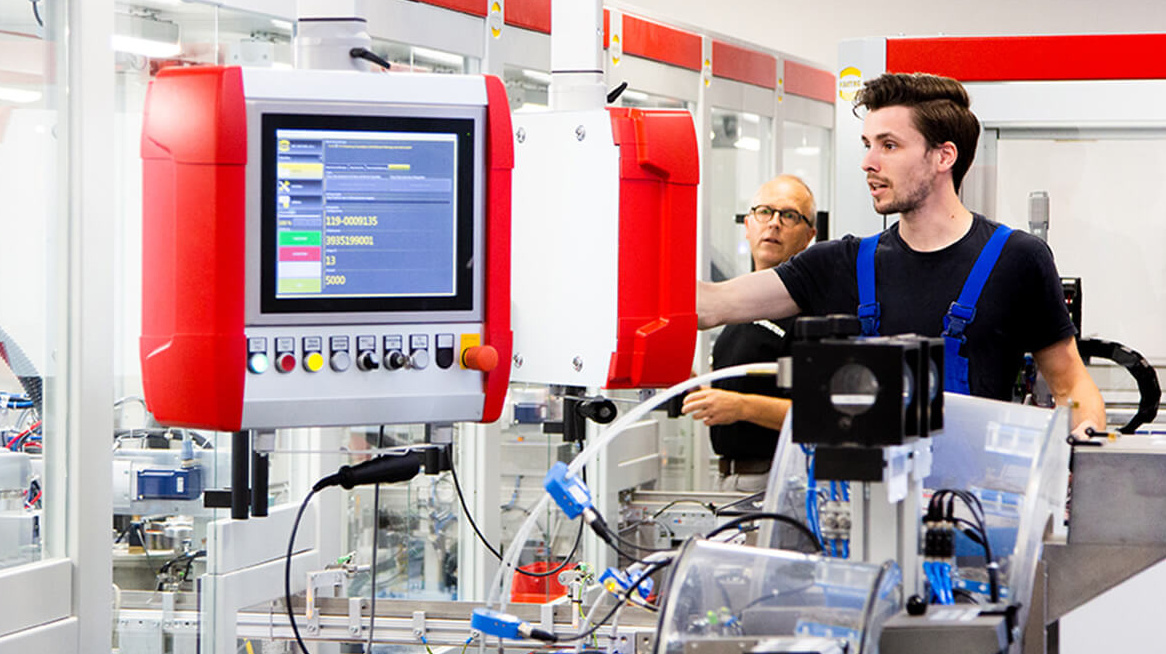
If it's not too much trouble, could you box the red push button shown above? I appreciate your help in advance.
[276,352,296,373]
[461,345,499,372]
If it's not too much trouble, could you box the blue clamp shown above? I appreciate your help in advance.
[544,461,592,520]
[943,301,976,339]
[470,609,523,640]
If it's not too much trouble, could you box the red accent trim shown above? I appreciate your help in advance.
[712,40,777,89]
[784,60,835,103]
[415,0,488,17]
[619,14,702,72]
[140,65,247,431]
[887,34,1166,81]
[603,8,610,49]
[504,0,550,34]
[481,75,514,421]
[605,108,699,389]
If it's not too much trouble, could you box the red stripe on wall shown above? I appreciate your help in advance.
[415,0,488,17]
[712,40,777,89]
[887,34,1166,81]
[505,0,550,33]
[620,14,702,71]
[784,59,834,103]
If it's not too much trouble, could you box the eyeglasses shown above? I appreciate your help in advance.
[748,205,811,228]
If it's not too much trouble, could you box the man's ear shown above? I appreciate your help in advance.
[934,141,959,172]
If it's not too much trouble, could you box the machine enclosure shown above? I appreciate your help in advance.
[509,107,698,389]
[140,66,513,430]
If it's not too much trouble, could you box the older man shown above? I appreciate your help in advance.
[683,174,817,492]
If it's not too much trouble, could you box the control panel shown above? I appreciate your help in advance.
[140,66,512,430]
[240,324,498,427]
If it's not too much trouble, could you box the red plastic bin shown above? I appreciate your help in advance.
[510,561,576,603]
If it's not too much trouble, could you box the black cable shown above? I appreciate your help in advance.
[650,498,716,519]
[449,457,584,578]
[607,525,674,553]
[284,488,319,654]
[349,47,392,70]
[704,512,823,553]
[31,1,43,29]
[555,559,671,644]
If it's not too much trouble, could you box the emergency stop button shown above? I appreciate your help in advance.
[462,345,499,372]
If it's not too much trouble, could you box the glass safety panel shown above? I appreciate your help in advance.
[707,107,774,282]
[0,0,60,572]
[783,121,832,236]
[110,4,295,653]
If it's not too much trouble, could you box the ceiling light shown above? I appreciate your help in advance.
[112,12,181,58]
[794,145,820,156]
[0,86,42,104]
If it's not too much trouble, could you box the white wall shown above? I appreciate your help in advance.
[618,0,1166,72]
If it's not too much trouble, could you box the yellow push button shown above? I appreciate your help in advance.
[303,351,325,373]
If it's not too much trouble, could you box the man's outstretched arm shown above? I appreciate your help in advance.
[1033,336,1106,435]
[697,270,801,329]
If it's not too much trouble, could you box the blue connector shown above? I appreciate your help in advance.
[470,609,556,642]
[470,609,523,640]
[544,462,592,520]
[600,567,654,599]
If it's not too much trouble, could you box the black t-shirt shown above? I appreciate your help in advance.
[709,317,795,460]
[775,214,1075,400]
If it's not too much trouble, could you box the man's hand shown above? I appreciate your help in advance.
[1033,336,1106,436]
[681,386,792,430]
[681,387,746,426]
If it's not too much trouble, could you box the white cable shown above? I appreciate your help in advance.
[486,362,779,612]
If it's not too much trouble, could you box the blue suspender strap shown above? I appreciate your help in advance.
[856,234,881,336]
[943,224,1014,394]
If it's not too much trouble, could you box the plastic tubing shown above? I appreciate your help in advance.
[486,362,780,612]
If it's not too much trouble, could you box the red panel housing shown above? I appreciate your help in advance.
[610,12,702,72]
[140,66,248,430]
[505,0,550,33]
[482,75,514,422]
[887,34,1166,81]
[606,108,699,389]
[784,59,835,103]
[712,40,777,89]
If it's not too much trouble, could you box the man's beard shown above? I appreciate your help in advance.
[873,172,931,216]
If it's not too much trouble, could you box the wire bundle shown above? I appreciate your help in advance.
[924,488,999,604]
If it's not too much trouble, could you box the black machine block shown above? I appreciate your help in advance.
[792,325,943,448]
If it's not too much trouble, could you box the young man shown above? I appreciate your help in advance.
[683,175,817,492]
[697,73,1104,435]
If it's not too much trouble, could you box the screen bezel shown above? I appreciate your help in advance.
[245,100,485,326]
[261,113,475,314]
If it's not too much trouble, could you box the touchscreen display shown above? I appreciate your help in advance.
[261,114,475,314]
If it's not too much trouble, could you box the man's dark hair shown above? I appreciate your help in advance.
[853,73,980,193]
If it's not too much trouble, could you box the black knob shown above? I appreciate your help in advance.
[384,350,408,370]
[906,594,928,616]
[577,398,618,424]
[356,350,380,371]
